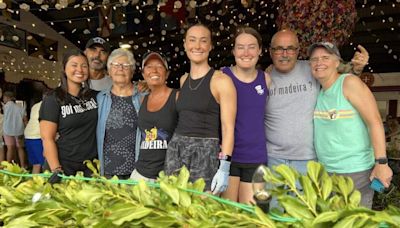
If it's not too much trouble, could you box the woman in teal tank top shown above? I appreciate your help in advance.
[309,42,392,208]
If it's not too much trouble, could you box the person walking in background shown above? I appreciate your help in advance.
[97,48,144,179]
[40,49,98,177]
[24,100,45,174]
[164,23,237,194]
[130,51,178,182]
[310,42,392,208]
[221,26,270,203]
[2,91,27,168]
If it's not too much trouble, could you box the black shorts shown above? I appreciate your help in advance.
[230,162,262,183]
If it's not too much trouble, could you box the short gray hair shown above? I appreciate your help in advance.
[107,48,136,71]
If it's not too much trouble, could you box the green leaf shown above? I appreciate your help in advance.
[178,191,191,208]
[254,206,276,227]
[76,188,104,204]
[275,165,299,189]
[264,167,285,185]
[333,175,354,203]
[84,160,99,175]
[142,216,177,227]
[333,215,357,228]
[92,219,114,228]
[176,166,190,189]
[192,178,206,192]
[299,176,317,212]
[160,182,180,205]
[307,161,322,185]
[93,159,101,173]
[109,205,152,226]
[0,186,22,203]
[312,211,339,225]
[349,190,361,207]
[370,210,398,226]
[3,214,39,227]
[321,173,332,200]
[353,216,370,227]
[278,195,315,220]
[137,180,155,206]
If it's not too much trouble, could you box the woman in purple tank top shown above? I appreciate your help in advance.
[221,26,272,204]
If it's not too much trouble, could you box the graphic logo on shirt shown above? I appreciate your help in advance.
[314,109,354,120]
[254,85,265,95]
[61,98,97,118]
[328,110,337,120]
[145,128,158,141]
[140,127,169,149]
[269,81,313,96]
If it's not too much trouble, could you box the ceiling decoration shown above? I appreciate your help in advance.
[0,0,399,88]
[277,0,358,58]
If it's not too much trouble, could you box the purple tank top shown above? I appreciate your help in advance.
[222,67,268,163]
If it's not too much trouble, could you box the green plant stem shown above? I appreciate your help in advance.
[287,183,318,217]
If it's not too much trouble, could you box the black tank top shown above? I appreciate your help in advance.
[136,89,178,179]
[175,68,220,138]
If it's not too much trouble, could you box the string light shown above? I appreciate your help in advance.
[0,0,398,87]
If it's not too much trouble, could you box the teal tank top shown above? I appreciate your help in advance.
[314,74,374,173]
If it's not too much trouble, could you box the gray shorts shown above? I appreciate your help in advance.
[331,169,374,208]
[165,134,220,191]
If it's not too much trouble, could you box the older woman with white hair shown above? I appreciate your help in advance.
[97,48,145,179]
[310,42,392,208]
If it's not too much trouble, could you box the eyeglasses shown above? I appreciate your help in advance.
[309,56,333,64]
[271,46,298,55]
[110,62,132,70]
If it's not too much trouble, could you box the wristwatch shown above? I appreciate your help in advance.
[218,152,232,161]
[375,157,388,164]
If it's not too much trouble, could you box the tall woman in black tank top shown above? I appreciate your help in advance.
[164,24,237,195]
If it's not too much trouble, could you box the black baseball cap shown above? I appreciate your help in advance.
[85,37,111,53]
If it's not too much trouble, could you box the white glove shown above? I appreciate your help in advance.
[211,160,231,195]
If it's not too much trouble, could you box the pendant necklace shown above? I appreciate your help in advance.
[70,95,87,109]
[188,68,210,91]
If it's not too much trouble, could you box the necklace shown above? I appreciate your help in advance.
[188,69,210,91]
[112,84,134,97]
[70,95,87,109]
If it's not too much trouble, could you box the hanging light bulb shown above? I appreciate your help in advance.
[0,0,7,10]
[252,165,272,212]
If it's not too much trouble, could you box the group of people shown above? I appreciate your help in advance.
[0,89,44,174]
[1,23,394,209]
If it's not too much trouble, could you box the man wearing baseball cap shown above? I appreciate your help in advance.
[84,37,113,91]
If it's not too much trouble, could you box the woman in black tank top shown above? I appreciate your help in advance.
[130,52,178,181]
[164,24,237,195]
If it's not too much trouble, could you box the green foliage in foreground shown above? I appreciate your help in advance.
[0,161,399,227]
[0,161,273,228]
[264,161,400,227]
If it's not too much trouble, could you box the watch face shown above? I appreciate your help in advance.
[377,158,388,164]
